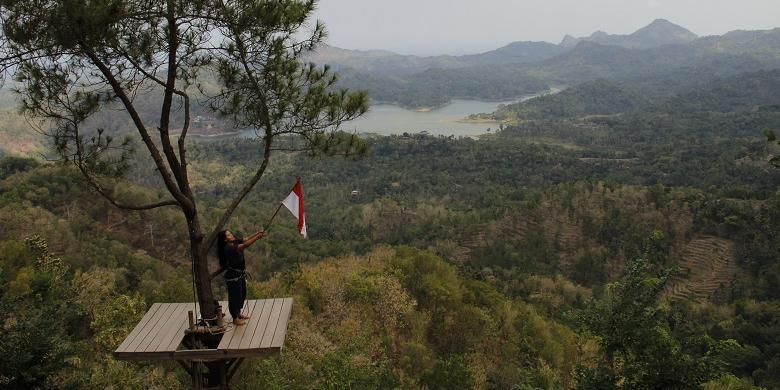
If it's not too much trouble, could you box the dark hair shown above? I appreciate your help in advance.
[217,230,228,269]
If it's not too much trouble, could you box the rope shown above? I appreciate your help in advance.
[188,236,224,332]
[189,241,198,324]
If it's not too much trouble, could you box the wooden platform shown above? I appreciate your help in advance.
[114,298,293,361]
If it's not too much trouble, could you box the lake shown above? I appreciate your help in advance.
[238,91,557,138]
[339,99,511,137]
[239,99,513,139]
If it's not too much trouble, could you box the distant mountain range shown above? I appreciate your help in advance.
[308,41,566,76]
[306,19,698,76]
[559,19,698,49]
[309,19,780,109]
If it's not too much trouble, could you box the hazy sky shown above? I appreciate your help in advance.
[312,0,780,55]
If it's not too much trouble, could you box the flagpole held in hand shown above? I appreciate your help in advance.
[264,202,284,232]
[264,177,300,232]
[211,177,305,279]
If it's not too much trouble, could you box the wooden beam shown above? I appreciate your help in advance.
[174,349,224,360]
[227,358,245,382]
[176,359,194,377]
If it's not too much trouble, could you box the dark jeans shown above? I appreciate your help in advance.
[226,277,246,319]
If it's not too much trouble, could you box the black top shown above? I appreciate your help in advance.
[223,242,246,279]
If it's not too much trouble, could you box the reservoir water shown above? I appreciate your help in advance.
[238,90,558,138]
[340,99,511,137]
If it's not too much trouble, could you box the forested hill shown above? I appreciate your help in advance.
[2,45,780,387]
[3,119,780,387]
[483,69,780,122]
[651,69,780,114]
[485,79,650,120]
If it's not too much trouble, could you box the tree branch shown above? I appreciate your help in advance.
[204,135,272,255]
[204,3,279,254]
[71,133,179,212]
[81,46,194,211]
[156,1,187,197]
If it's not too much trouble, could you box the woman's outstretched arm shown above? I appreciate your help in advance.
[237,229,267,251]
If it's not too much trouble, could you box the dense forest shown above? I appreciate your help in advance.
[2,8,780,390]
[3,77,780,388]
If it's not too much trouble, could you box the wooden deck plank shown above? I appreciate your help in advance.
[238,299,268,349]
[270,298,293,348]
[220,300,257,350]
[236,299,272,349]
[260,298,285,348]
[162,303,200,352]
[123,303,174,353]
[247,298,277,349]
[244,299,275,349]
[161,303,199,351]
[115,298,293,361]
[135,303,181,353]
[115,303,162,353]
[152,303,190,352]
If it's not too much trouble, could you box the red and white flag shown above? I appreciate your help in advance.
[282,178,307,238]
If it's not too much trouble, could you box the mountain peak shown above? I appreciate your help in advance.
[634,18,698,39]
[560,34,580,48]
[648,18,676,27]
[567,19,698,49]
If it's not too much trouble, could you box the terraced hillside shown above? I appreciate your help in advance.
[451,223,489,264]
[450,184,693,276]
[664,236,740,302]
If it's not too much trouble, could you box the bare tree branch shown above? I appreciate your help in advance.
[205,133,272,253]
[81,46,194,212]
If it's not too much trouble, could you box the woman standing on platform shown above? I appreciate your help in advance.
[217,229,267,325]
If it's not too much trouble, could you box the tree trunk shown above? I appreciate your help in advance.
[187,214,218,320]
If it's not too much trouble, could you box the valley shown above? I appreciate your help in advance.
[1,8,780,390]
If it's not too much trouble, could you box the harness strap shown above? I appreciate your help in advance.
[224,268,251,282]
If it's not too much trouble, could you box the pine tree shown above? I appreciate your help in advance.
[0,0,368,320]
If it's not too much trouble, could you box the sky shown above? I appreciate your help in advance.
[312,0,780,55]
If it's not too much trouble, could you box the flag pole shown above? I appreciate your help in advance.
[263,177,301,232]
[209,178,300,279]
[263,202,284,232]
